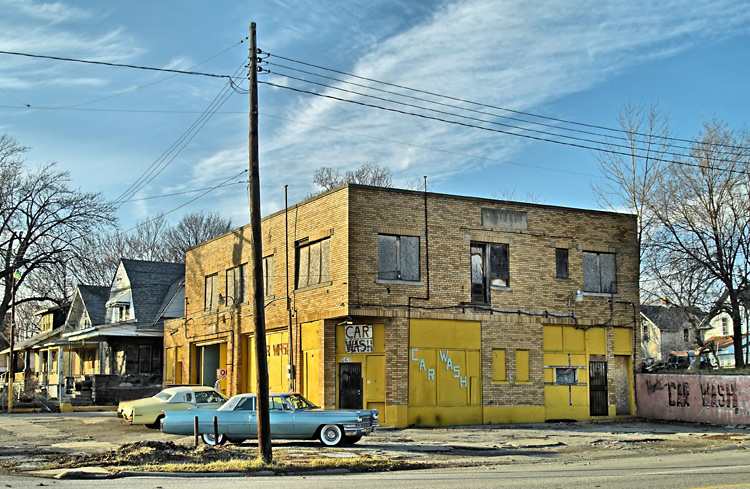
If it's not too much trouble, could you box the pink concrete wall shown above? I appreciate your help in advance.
[636,374,750,425]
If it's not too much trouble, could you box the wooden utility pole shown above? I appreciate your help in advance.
[249,22,272,463]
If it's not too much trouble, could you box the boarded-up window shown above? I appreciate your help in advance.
[555,248,569,279]
[516,349,530,382]
[583,251,616,293]
[204,273,218,311]
[492,349,506,382]
[263,255,274,297]
[296,238,331,289]
[378,235,420,281]
[226,265,245,305]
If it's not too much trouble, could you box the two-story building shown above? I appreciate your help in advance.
[164,184,640,427]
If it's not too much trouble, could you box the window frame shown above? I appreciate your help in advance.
[295,238,331,290]
[377,234,420,282]
[262,255,274,297]
[582,251,617,294]
[138,345,152,375]
[204,273,218,311]
[471,242,510,303]
[225,265,245,306]
[555,248,569,279]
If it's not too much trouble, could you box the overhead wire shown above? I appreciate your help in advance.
[112,60,249,207]
[265,68,693,162]
[264,51,750,153]
[121,168,249,234]
[266,59,700,155]
[258,79,750,177]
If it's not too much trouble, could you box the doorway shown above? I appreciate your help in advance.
[589,360,608,416]
[338,362,363,409]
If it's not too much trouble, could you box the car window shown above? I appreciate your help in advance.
[269,396,290,411]
[195,391,226,404]
[185,393,192,403]
[155,391,173,401]
[287,394,317,409]
[236,397,256,411]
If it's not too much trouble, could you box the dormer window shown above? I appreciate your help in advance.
[113,303,130,322]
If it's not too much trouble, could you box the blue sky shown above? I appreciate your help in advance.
[1,0,748,231]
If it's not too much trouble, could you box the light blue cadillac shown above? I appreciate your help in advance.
[160,392,378,446]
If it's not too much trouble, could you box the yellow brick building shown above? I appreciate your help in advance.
[164,184,640,427]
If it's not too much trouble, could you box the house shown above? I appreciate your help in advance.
[640,305,705,366]
[7,259,185,406]
[164,184,640,427]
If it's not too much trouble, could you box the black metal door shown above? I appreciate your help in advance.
[589,361,608,416]
[339,362,363,409]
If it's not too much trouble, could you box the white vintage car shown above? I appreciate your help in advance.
[117,385,227,428]
[161,392,378,446]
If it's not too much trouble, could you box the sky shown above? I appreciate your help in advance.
[1,0,749,232]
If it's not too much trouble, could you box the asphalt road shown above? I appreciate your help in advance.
[2,451,750,488]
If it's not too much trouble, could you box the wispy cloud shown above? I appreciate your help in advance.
[249,0,750,209]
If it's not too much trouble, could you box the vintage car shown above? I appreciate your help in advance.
[161,392,378,446]
[117,385,227,428]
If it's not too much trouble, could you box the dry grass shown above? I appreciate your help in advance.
[30,441,435,475]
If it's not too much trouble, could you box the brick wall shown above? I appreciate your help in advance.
[166,184,639,414]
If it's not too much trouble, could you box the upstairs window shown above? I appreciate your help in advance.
[582,251,616,294]
[263,255,274,297]
[378,235,420,281]
[555,248,569,279]
[471,242,509,303]
[205,273,218,311]
[722,317,731,335]
[226,265,246,305]
[296,238,331,289]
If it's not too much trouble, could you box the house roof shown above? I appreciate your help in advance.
[118,259,185,326]
[641,305,706,332]
[78,285,111,326]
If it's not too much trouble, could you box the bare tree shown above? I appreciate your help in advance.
[491,188,543,204]
[163,211,232,262]
[593,102,672,252]
[311,162,392,196]
[0,135,116,341]
[649,120,750,366]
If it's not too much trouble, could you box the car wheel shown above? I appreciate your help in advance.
[201,432,227,446]
[342,435,362,445]
[145,415,164,430]
[319,424,343,446]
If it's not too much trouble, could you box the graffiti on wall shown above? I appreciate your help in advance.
[637,374,750,425]
[411,349,468,389]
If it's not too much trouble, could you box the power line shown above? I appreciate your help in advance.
[260,112,600,178]
[0,50,232,80]
[264,51,750,153]
[259,80,750,177]
[125,180,248,202]
[121,169,248,234]
[112,61,249,207]
[266,59,699,155]
[267,69,692,162]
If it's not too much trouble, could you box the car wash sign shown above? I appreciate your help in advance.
[345,324,374,353]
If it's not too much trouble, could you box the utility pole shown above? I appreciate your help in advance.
[249,22,272,464]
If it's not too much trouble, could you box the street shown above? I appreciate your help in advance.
[2,450,750,488]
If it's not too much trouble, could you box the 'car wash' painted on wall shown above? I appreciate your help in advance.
[636,374,750,425]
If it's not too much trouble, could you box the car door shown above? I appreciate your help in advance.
[268,395,295,437]
[223,396,256,437]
